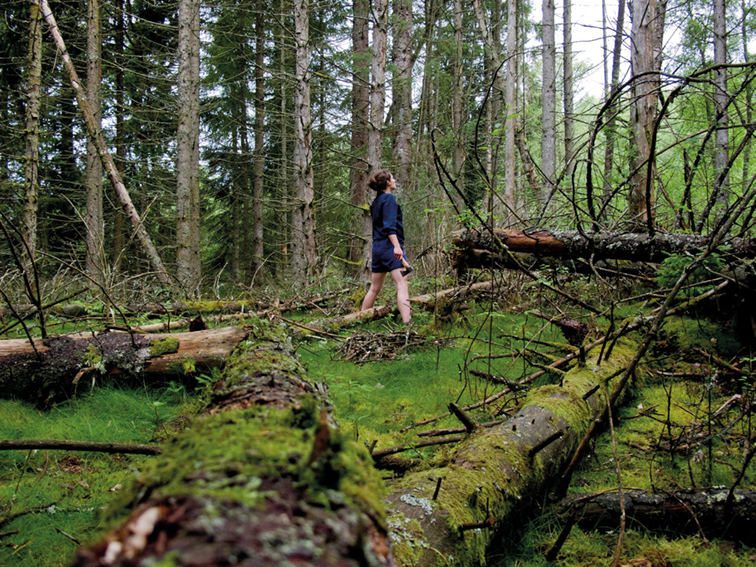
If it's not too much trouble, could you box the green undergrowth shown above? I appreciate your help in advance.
[0,384,197,566]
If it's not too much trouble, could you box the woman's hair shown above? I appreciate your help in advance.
[368,169,393,193]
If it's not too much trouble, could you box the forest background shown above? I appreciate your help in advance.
[1,0,753,294]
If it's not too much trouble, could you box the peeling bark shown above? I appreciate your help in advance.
[0,326,248,405]
[452,229,756,265]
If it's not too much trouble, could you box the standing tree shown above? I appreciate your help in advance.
[541,0,556,209]
[367,0,387,173]
[504,0,517,226]
[713,0,729,225]
[252,0,265,283]
[23,0,43,261]
[391,0,413,193]
[85,0,105,288]
[291,0,317,283]
[176,0,202,294]
[629,0,661,230]
[349,0,371,276]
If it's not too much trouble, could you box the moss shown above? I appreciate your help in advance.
[387,514,428,566]
[167,357,196,375]
[108,400,386,527]
[148,337,180,357]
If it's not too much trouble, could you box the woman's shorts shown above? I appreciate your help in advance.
[371,239,404,273]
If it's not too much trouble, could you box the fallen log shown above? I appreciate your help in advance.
[452,228,756,264]
[0,439,161,455]
[563,488,756,546]
[384,342,636,567]
[0,326,249,405]
[72,319,396,567]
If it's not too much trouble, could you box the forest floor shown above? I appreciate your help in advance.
[1,278,756,566]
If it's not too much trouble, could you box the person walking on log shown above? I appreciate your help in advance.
[361,169,411,324]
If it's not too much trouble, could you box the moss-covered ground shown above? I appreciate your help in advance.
[1,287,755,566]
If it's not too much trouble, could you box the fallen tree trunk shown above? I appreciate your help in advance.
[0,326,248,405]
[452,228,756,264]
[73,320,395,567]
[384,342,636,567]
[563,488,756,546]
[0,439,160,455]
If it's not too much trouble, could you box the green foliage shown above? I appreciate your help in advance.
[656,252,724,295]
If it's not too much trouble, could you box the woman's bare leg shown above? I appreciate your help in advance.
[361,272,387,311]
[390,268,411,323]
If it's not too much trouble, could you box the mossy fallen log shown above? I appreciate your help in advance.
[384,344,636,567]
[0,326,248,405]
[563,488,756,545]
[73,319,396,566]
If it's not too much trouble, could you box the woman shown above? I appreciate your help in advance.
[360,169,411,324]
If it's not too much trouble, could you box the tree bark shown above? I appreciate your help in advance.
[86,0,105,289]
[72,322,396,567]
[452,228,756,265]
[629,0,660,231]
[712,0,729,226]
[176,0,202,294]
[541,0,556,208]
[23,0,43,262]
[349,0,371,276]
[252,1,265,283]
[564,488,756,545]
[367,0,387,173]
[391,0,413,194]
[292,0,317,284]
[0,327,249,405]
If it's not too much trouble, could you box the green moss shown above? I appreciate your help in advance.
[108,400,386,526]
[149,337,180,357]
[387,514,429,566]
[167,357,196,375]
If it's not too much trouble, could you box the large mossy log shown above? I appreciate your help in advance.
[384,344,635,567]
[0,326,249,405]
[73,319,396,567]
[452,228,756,271]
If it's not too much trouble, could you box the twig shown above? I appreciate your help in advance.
[0,440,161,455]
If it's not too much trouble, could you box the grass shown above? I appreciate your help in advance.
[0,383,196,566]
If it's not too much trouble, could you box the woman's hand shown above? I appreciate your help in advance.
[393,245,403,259]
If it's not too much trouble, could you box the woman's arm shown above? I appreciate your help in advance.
[388,234,403,259]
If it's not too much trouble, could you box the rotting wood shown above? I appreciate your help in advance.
[0,326,249,405]
[452,228,756,264]
[561,488,756,546]
[384,342,636,567]
[72,319,397,567]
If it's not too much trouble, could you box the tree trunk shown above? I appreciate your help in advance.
[252,1,265,283]
[601,0,627,217]
[564,488,756,545]
[385,342,635,567]
[86,0,105,289]
[391,0,413,196]
[113,0,126,272]
[629,0,659,231]
[23,0,43,262]
[0,327,249,406]
[176,0,202,294]
[713,0,729,226]
[504,0,517,226]
[563,0,574,182]
[368,0,388,174]
[72,322,396,567]
[452,0,465,211]
[349,0,371,276]
[541,0,556,208]
[452,228,756,265]
[34,0,170,284]
[292,0,317,284]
